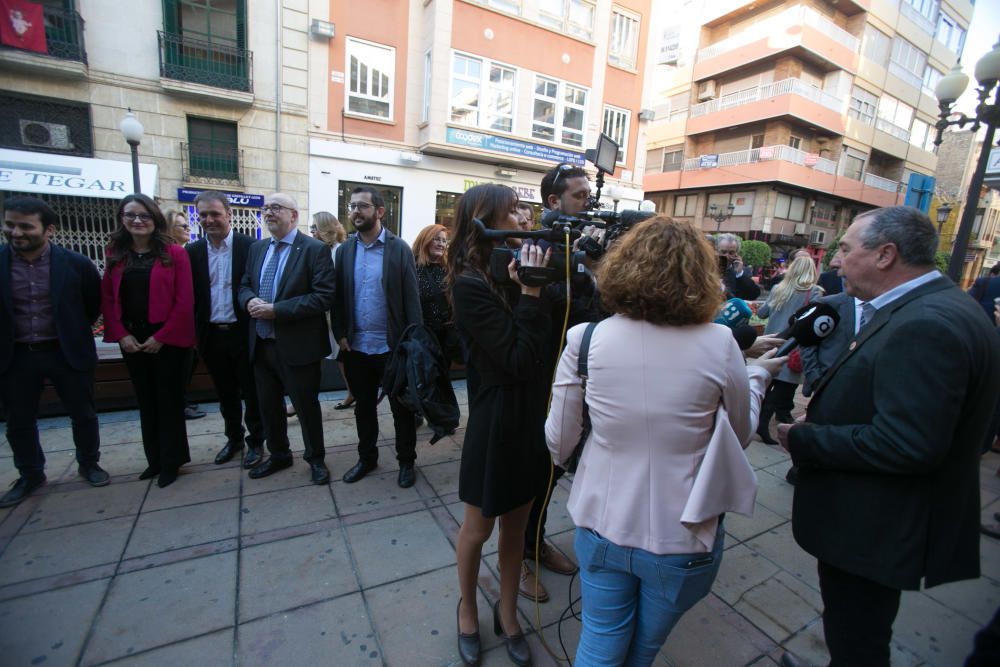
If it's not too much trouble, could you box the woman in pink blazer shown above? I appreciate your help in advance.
[102,194,196,488]
[546,218,785,666]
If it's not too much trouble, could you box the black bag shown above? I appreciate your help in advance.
[565,321,598,474]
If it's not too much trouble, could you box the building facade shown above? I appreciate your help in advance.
[0,0,311,272]
[642,0,973,263]
[305,0,653,244]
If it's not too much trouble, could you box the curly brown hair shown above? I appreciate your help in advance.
[597,216,722,325]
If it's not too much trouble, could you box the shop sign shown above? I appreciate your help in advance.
[0,148,158,199]
[446,127,584,166]
[177,188,264,208]
[699,154,719,168]
[462,178,539,202]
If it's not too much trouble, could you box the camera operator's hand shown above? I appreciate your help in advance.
[744,335,786,359]
[747,348,788,378]
[508,241,551,298]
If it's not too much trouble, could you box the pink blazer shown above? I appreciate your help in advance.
[101,243,196,348]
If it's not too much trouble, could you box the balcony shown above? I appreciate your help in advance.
[0,7,87,77]
[875,117,910,142]
[687,78,846,135]
[899,3,936,35]
[863,172,899,193]
[158,31,253,103]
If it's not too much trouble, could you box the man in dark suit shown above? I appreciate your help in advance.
[333,186,422,488]
[186,190,264,469]
[716,233,761,300]
[816,249,845,296]
[968,263,1000,324]
[239,193,335,484]
[777,206,1000,667]
[1,197,108,507]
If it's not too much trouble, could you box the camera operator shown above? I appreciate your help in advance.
[451,184,552,667]
[716,233,761,301]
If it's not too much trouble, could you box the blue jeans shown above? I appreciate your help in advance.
[574,522,724,667]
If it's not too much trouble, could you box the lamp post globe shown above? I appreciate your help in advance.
[119,109,144,193]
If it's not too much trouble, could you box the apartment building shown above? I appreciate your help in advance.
[642,0,973,262]
[305,0,652,243]
[0,0,311,272]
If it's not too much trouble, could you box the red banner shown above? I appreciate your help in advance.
[0,0,47,54]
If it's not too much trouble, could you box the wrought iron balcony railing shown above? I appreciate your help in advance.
[0,6,87,63]
[158,31,252,93]
[182,142,244,185]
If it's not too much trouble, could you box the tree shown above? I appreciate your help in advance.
[822,231,845,270]
[935,251,949,273]
[739,240,772,270]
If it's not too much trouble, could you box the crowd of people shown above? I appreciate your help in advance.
[3,158,1000,667]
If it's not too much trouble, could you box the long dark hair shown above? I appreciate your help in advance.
[106,194,174,268]
[446,184,518,299]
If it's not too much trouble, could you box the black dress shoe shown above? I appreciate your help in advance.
[184,406,206,420]
[456,598,481,665]
[214,441,243,465]
[157,468,179,488]
[243,447,264,470]
[492,600,531,666]
[0,476,46,508]
[79,464,111,487]
[139,466,160,481]
[398,462,416,488]
[757,427,779,445]
[249,457,293,479]
[342,459,377,483]
[780,652,812,667]
[785,466,799,486]
[310,462,330,485]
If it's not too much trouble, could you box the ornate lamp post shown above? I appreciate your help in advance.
[709,202,735,232]
[119,109,145,193]
[935,202,953,238]
[934,38,1000,283]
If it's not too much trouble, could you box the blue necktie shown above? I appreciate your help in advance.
[255,242,285,339]
[858,302,875,332]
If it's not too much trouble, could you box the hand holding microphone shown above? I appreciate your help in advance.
[774,302,841,356]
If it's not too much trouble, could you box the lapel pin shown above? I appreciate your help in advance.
[849,341,857,351]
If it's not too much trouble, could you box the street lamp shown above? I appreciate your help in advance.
[934,37,1000,283]
[119,109,144,193]
[709,202,735,232]
[605,184,625,212]
[935,202,953,237]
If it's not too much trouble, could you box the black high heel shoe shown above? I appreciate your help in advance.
[492,600,531,666]
[456,598,481,665]
[757,426,778,445]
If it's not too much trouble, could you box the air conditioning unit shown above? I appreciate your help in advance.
[809,230,827,245]
[697,80,717,101]
[19,121,74,150]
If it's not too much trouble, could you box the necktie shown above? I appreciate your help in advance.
[255,242,285,338]
[858,301,875,332]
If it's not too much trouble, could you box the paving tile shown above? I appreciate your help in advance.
[713,543,783,606]
[239,528,358,621]
[724,504,788,544]
[21,480,148,533]
[330,469,421,516]
[187,434,234,467]
[103,628,234,666]
[753,468,795,519]
[141,466,241,512]
[241,461,316,496]
[421,460,461,496]
[893,590,988,666]
[540,608,582,663]
[734,571,823,643]
[921,577,1000,626]
[237,594,380,666]
[513,529,581,632]
[346,510,456,588]
[780,619,829,666]
[542,483,576,536]
[412,435,464,467]
[365,564,502,666]
[744,523,820,591]
[0,516,133,586]
[125,498,239,559]
[745,441,790,470]
[0,577,109,667]
[93,442,155,477]
[240,485,336,536]
[658,594,770,667]
[81,552,237,665]
[980,533,1000,582]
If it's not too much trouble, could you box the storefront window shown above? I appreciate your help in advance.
[337,181,402,236]
[435,191,460,230]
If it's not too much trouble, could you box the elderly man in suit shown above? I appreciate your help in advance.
[716,233,761,301]
[777,206,1000,667]
[333,186,422,488]
[239,193,335,484]
[187,190,264,469]
[1,197,107,507]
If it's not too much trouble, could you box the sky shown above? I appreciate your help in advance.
[954,2,1000,115]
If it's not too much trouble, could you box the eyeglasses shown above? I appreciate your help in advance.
[261,204,291,214]
[431,237,448,246]
[123,213,153,222]
[347,202,374,212]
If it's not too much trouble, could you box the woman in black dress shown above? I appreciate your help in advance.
[413,223,460,361]
[450,184,551,666]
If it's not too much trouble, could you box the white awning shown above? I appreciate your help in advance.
[0,148,157,199]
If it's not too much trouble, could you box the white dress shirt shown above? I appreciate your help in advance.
[208,229,237,324]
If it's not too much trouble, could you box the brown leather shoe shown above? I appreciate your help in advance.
[518,562,549,603]
[538,542,578,575]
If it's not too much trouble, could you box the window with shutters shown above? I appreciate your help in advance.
[159,0,251,92]
[186,117,239,180]
[346,38,395,120]
[608,7,640,70]
[602,105,630,164]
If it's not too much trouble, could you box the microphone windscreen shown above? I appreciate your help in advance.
[732,324,758,351]
[540,208,561,228]
[713,298,753,328]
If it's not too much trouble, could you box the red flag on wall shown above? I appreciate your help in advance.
[0,0,47,54]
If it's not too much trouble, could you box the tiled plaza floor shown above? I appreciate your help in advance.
[0,385,997,666]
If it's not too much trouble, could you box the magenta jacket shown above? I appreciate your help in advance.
[101,243,196,348]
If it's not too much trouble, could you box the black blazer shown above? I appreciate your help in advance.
[0,244,101,373]
[723,268,761,301]
[332,228,422,351]
[186,231,255,348]
[238,231,335,366]
[788,276,1000,590]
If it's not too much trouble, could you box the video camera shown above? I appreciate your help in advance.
[485,133,655,286]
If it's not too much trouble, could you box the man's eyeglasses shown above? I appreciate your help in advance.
[347,202,374,212]
[123,213,153,222]
[261,204,291,214]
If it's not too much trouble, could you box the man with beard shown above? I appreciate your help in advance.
[239,193,335,484]
[333,186,422,488]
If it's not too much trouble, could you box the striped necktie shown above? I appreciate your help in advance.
[255,242,285,338]
[858,301,875,332]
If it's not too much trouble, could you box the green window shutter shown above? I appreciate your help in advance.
[236,0,247,50]
[162,0,179,35]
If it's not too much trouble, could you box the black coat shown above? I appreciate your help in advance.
[817,269,844,296]
[186,231,255,349]
[788,276,1000,590]
[723,267,761,300]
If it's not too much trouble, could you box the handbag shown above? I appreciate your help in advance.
[786,290,811,373]
[566,321,598,474]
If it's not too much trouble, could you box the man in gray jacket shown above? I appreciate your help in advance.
[333,186,423,488]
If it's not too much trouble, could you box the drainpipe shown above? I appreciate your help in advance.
[274,0,282,191]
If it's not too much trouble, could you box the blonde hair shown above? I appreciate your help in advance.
[769,255,818,310]
[312,211,346,246]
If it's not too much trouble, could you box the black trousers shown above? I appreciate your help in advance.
[202,325,263,449]
[253,338,324,463]
[1,345,100,481]
[123,345,192,472]
[818,560,902,667]
[342,350,416,465]
[524,464,564,557]
[759,378,798,430]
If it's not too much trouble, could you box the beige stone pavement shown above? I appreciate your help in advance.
[0,385,997,667]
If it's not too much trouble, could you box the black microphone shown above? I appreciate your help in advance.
[775,302,840,357]
[732,324,758,351]
[540,208,561,228]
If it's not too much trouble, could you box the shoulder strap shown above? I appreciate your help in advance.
[577,321,598,381]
